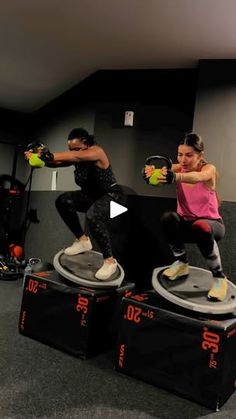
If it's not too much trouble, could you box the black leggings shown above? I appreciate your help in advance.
[55,188,126,259]
[161,211,225,254]
[161,211,225,276]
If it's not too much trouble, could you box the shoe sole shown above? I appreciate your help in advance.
[163,271,189,281]
[207,294,227,302]
[64,251,90,255]
[95,267,118,281]
[207,290,228,302]
[64,247,93,256]
[168,274,189,281]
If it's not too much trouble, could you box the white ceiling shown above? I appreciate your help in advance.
[1,0,236,113]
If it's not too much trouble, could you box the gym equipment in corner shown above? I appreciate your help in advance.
[0,173,25,280]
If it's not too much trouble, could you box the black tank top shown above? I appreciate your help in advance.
[74,162,117,196]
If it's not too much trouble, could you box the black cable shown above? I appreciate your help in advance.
[21,167,34,247]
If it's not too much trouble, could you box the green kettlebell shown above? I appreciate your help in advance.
[144,155,172,187]
[29,153,45,168]
[149,168,163,186]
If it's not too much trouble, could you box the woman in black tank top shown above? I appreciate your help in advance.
[45,128,126,281]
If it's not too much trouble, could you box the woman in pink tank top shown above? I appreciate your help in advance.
[145,132,228,301]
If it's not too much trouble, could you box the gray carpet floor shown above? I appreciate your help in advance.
[1,278,236,419]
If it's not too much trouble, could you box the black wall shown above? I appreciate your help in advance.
[93,69,197,196]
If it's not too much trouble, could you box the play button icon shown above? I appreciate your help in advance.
[110,201,128,219]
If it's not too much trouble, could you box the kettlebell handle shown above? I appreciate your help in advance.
[25,142,46,153]
[145,155,172,170]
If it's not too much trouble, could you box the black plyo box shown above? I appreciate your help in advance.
[19,270,135,359]
[115,290,236,410]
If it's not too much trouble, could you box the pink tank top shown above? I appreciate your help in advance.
[176,179,221,220]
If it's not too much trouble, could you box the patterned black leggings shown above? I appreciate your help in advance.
[55,188,126,259]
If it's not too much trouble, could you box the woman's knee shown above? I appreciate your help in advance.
[192,220,212,233]
[192,220,212,241]
[161,211,179,225]
[55,192,73,210]
[87,198,109,223]
[86,203,101,225]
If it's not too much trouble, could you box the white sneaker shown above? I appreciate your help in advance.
[64,238,92,256]
[163,260,189,280]
[95,260,118,281]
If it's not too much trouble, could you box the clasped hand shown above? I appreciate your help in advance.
[144,165,168,183]
[24,145,44,161]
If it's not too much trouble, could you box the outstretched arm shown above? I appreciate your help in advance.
[24,150,72,168]
[52,145,102,164]
[175,164,216,183]
[45,161,72,168]
[145,163,216,186]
